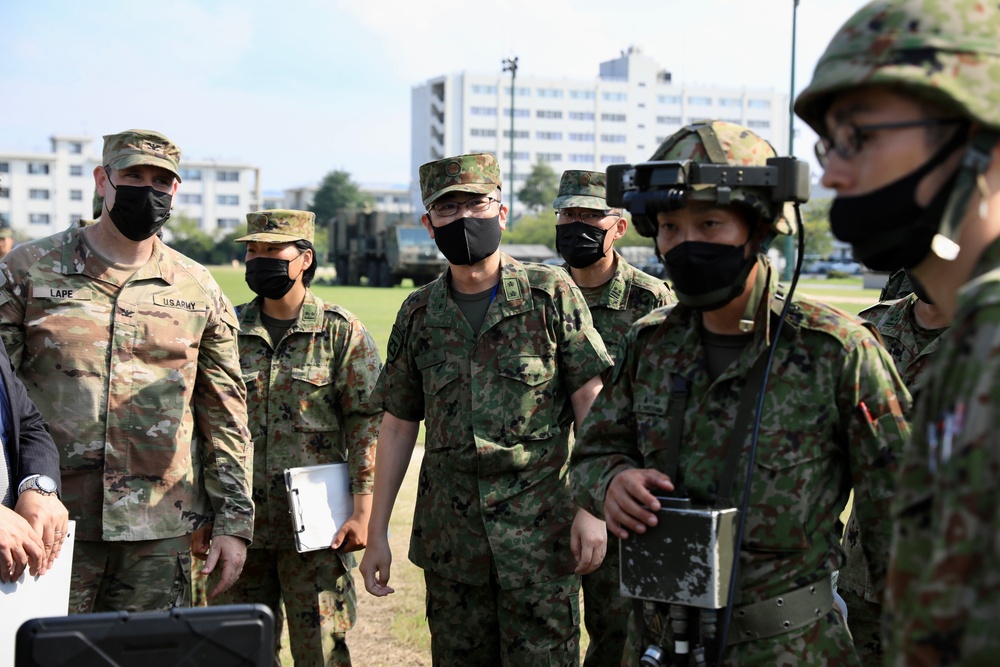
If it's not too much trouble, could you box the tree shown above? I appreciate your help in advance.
[800,198,834,259]
[516,161,559,212]
[310,170,369,226]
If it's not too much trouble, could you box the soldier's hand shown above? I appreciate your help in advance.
[190,524,213,560]
[202,534,248,599]
[571,508,607,575]
[331,515,367,553]
[14,491,69,575]
[0,504,45,582]
[359,535,395,596]
[604,468,674,540]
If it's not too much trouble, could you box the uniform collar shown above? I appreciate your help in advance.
[60,226,175,285]
[239,289,324,335]
[425,252,534,335]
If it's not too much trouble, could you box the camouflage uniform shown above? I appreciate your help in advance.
[571,258,910,665]
[0,130,253,613]
[554,169,674,666]
[373,153,612,664]
[794,2,1000,662]
[213,210,382,667]
[838,294,946,665]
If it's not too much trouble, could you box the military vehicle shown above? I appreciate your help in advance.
[329,208,447,287]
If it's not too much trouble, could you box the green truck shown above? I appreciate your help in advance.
[329,208,447,287]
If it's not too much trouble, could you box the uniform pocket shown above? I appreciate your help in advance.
[420,358,462,452]
[497,354,558,441]
[291,365,341,433]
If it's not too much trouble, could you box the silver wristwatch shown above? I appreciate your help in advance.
[18,474,58,497]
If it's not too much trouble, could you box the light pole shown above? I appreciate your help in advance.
[784,0,800,282]
[502,56,519,222]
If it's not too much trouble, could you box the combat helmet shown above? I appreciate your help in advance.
[795,0,1000,136]
[648,121,796,237]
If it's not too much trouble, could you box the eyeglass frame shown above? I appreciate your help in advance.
[555,208,622,225]
[814,118,967,168]
[427,195,501,217]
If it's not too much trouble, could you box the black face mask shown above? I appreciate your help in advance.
[556,221,611,269]
[104,169,173,242]
[245,256,301,300]
[828,125,968,271]
[432,215,502,266]
[662,241,756,311]
[905,269,934,305]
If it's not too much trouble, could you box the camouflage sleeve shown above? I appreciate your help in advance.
[0,259,28,366]
[370,305,424,422]
[571,332,645,519]
[841,335,911,598]
[195,294,255,542]
[553,278,613,394]
[335,317,383,495]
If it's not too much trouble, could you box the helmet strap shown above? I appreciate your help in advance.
[936,130,1000,260]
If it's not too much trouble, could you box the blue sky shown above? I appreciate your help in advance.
[0,0,865,191]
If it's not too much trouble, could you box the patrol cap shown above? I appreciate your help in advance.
[552,170,607,210]
[419,153,502,208]
[235,209,315,244]
[102,129,182,182]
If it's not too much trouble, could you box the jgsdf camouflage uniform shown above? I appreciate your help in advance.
[0,130,253,613]
[836,293,947,665]
[795,2,1000,662]
[371,153,613,666]
[570,122,911,666]
[215,210,382,667]
[554,169,674,666]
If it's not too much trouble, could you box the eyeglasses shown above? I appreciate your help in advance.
[429,195,500,217]
[556,209,621,224]
[814,118,966,167]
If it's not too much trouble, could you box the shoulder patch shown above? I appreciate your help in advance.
[387,324,404,363]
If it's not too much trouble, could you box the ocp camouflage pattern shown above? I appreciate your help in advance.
[571,258,910,664]
[370,253,612,589]
[0,225,254,542]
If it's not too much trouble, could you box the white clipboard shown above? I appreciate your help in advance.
[284,463,352,553]
[1,519,76,667]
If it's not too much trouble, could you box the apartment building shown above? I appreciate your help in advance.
[411,46,789,213]
[0,135,260,238]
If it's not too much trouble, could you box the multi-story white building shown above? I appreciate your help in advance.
[0,135,261,239]
[272,183,413,216]
[411,46,790,213]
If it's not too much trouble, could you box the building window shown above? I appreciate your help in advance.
[180,168,203,181]
[470,128,496,137]
[0,213,7,224]
[502,86,531,97]
[601,134,626,143]
[178,194,203,205]
[602,91,627,102]
[470,84,497,95]
[28,163,50,175]
[688,96,712,106]
[502,151,530,161]
[719,97,742,107]
[601,154,627,164]
[0,189,8,199]
[216,218,241,229]
[747,119,771,129]
[569,90,595,100]
[748,99,771,109]
[69,165,84,176]
[536,110,563,119]
[569,133,595,142]
[658,95,682,105]
[29,213,50,225]
[601,113,627,122]
[217,170,240,182]
[217,194,239,206]
[569,111,595,121]
[0,162,8,173]
[29,189,50,200]
[657,116,683,125]
[70,190,83,201]
[536,88,564,98]
[503,130,529,139]
[503,108,530,118]
[537,152,562,162]
[569,154,594,163]
[68,142,83,154]
[536,131,562,141]
[470,106,498,116]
